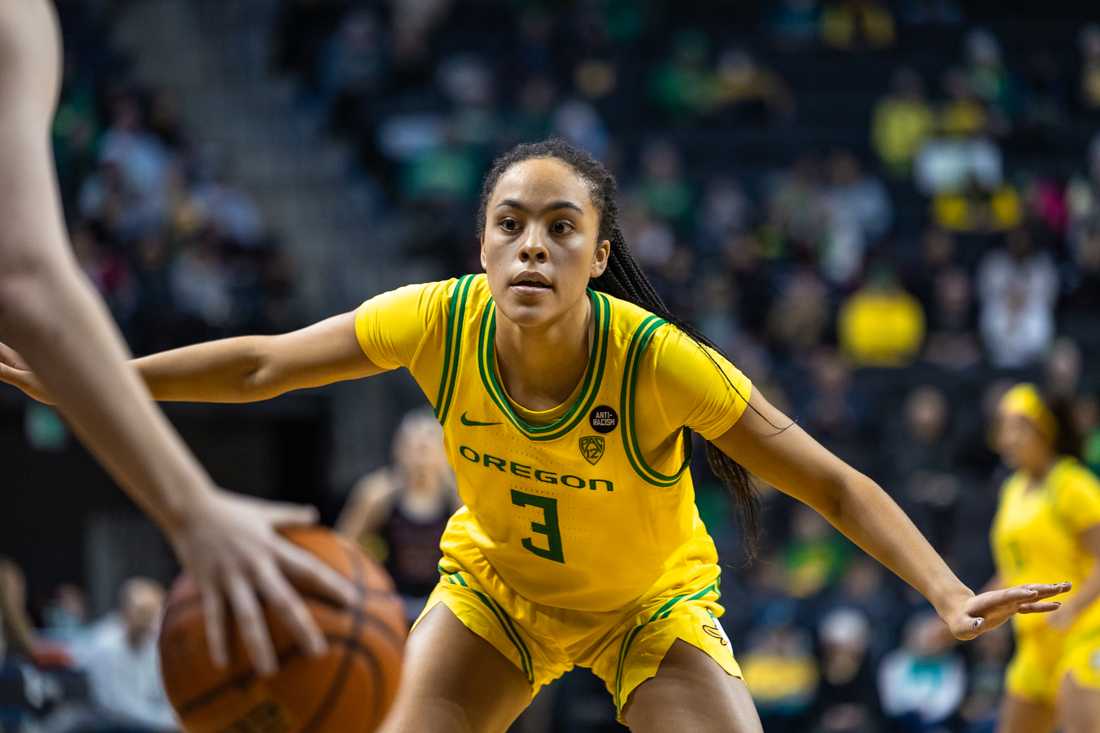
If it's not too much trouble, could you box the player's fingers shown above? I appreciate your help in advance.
[1020,582,1072,600]
[274,540,357,607]
[227,575,277,677]
[1018,602,1062,614]
[257,501,318,528]
[0,342,24,368]
[968,587,1038,615]
[255,561,327,658]
[200,581,228,669]
[953,615,984,640]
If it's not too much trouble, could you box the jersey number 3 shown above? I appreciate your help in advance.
[511,490,565,564]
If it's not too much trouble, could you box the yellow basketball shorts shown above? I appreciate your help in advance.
[1006,627,1100,704]
[412,554,743,719]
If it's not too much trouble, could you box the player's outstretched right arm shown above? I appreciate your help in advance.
[0,311,385,406]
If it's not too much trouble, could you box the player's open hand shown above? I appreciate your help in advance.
[944,582,1072,641]
[167,489,357,676]
[0,341,51,403]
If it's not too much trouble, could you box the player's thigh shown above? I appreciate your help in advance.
[997,694,1056,733]
[622,640,763,733]
[1059,672,1100,733]
[378,604,532,733]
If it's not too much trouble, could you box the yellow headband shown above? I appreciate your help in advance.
[1000,383,1057,442]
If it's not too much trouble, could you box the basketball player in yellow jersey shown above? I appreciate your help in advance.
[986,384,1100,733]
[0,0,352,676]
[0,140,1071,732]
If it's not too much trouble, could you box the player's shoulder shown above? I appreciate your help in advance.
[1056,457,1100,492]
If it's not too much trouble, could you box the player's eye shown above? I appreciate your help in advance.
[498,217,520,233]
[550,220,574,236]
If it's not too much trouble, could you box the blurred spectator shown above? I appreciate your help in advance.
[923,267,982,371]
[977,228,1057,368]
[698,177,751,251]
[41,585,89,645]
[820,150,892,285]
[741,623,819,733]
[769,0,821,50]
[1067,134,1100,249]
[899,0,962,26]
[931,175,1022,234]
[810,608,883,733]
[782,506,852,600]
[768,155,828,256]
[318,9,386,111]
[0,558,36,662]
[1079,24,1100,113]
[872,68,935,178]
[963,30,1019,124]
[1044,337,1083,400]
[338,409,458,622]
[801,349,865,455]
[886,386,961,549]
[878,612,966,731]
[712,48,795,126]
[171,232,233,332]
[77,579,175,732]
[551,98,609,161]
[635,140,695,230]
[957,625,1011,731]
[820,0,896,50]
[767,268,829,356]
[838,267,925,367]
[649,30,717,120]
[820,558,899,656]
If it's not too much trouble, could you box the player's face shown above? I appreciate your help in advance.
[995,409,1050,471]
[481,158,610,328]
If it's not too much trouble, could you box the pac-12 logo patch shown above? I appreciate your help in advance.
[580,436,605,465]
[589,405,618,434]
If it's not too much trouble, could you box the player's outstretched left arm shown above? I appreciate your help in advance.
[712,389,1070,641]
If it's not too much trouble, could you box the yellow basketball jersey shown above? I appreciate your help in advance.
[355,275,752,612]
[991,457,1100,635]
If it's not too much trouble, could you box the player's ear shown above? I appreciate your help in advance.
[480,237,487,271]
[590,238,610,278]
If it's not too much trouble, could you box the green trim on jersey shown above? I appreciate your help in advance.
[434,275,476,425]
[621,316,693,486]
[476,289,611,441]
[612,582,719,710]
[440,568,534,683]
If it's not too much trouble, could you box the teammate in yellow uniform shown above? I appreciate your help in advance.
[989,384,1100,733]
[0,139,1070,732]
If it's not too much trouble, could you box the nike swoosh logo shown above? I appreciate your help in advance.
[460,412,501,427]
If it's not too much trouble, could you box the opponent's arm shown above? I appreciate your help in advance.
[712,389,1069,640]
[0,1,353,676]
[0,313,386,404]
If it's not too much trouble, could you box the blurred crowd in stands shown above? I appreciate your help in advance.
[52,1,295,359]
[3,1,1100,732]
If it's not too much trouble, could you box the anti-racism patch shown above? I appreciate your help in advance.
[589,405,618,434]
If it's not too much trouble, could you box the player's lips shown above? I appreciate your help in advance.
[509,270,553,294]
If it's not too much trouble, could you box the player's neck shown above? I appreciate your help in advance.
[493,297,592,411]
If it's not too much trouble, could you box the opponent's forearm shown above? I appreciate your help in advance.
[0,266,211,529]
[821,473,972,615]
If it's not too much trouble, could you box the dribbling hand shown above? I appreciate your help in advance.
[167,490,357,676]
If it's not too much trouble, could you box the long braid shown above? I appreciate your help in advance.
[478,139,765,557]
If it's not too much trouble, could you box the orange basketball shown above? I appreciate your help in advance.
[158,526,406,732]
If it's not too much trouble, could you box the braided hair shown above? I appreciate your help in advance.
[477,138,764,557]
